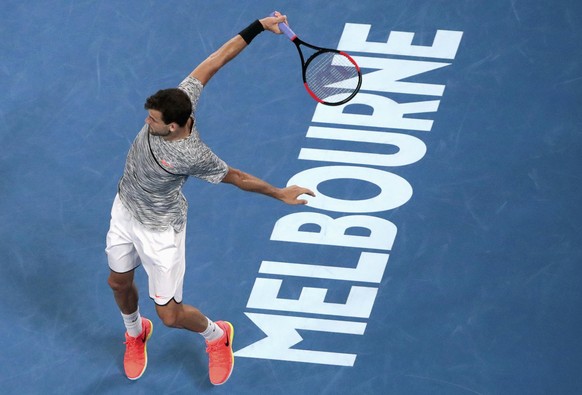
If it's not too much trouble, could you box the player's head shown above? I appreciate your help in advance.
[144,88,192,127]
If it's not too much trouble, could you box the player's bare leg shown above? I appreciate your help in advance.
[154,299,208,331]
[108,269,138,314]
[108,269,153,380]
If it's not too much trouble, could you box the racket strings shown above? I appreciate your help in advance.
[305,52,359,103]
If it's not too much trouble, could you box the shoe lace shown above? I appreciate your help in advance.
[124,336,142,359]
[206,341,229,366]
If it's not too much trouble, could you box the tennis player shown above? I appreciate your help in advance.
[105,12,314,385]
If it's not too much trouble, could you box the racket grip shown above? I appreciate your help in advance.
[269,11,296,40]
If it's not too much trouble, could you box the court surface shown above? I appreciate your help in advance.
[1,1,581,394]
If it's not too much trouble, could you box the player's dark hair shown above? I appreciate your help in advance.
[144,88,192,127]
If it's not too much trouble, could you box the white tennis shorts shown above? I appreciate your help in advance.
[105,194,186,306]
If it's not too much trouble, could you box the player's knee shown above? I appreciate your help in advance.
[107,273,132,293]
[156,306,180,328]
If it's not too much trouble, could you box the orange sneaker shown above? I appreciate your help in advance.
[205,321,234,385]
[123,318,153,380]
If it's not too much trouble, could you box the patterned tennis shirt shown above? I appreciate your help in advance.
[117,76,228,232]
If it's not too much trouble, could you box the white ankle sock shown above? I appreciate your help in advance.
[200,318,224,342]
[122,309,143,338]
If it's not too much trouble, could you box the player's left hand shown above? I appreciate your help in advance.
[277,185,315,205]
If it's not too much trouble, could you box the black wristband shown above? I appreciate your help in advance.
[239,20,264,44]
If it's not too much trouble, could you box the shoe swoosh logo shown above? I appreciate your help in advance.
[142,324,148,342]
[225,328,230,347]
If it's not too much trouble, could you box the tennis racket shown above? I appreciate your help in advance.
[273,13,362,106]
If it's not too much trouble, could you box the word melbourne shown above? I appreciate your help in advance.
[235,24,463,366]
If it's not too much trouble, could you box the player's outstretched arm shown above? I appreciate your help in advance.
[190,12,287,86]
[221,167,314,205]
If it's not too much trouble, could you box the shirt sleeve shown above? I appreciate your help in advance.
[186,141,229,184]
[178,76,204,113]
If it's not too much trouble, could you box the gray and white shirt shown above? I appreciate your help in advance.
[118,77,228,232]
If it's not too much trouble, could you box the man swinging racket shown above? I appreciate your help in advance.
[105,11,314,385]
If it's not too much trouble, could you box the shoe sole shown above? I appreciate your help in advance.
[127,319,154,381]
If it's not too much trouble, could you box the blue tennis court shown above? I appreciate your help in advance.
[1,1,581,394]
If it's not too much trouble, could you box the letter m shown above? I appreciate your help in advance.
[234,312,367,366]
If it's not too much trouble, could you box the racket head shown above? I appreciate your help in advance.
[302,49,362,106]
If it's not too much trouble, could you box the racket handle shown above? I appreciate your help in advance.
[269,11,297,41]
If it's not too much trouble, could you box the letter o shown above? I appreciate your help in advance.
[288,166,413,213]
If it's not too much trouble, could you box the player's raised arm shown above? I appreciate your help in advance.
[189,12,287,86]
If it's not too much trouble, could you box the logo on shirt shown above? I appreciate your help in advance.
[160,159,174,168]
